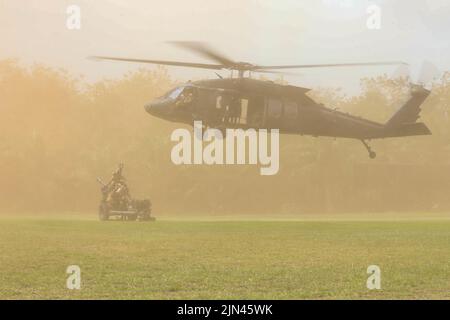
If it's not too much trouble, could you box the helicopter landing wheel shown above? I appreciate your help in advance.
[361,140,377,159]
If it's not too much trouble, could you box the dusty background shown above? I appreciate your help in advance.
[2,0,450,216]
[1,60,450,215]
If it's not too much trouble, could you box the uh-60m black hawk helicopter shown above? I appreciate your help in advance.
[92,42,432,158]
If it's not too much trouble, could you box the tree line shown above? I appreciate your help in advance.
[1,59,449,215]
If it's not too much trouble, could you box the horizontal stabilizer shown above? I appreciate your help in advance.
[384,122,431,138]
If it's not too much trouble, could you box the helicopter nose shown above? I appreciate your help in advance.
[144,101,163,116]
[144,102,154,115]
[144,99,170,117]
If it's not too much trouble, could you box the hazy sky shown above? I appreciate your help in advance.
[1,0,449,92]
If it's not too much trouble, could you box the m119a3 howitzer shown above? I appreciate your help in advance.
[97,164,154,221]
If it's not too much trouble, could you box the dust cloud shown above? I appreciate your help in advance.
[1,60,450,216]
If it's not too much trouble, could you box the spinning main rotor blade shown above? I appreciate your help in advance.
[90,56,224,70]
[255,61,407,70]
[91,42,407,74]
[254,69,301,76]
[169,41,236,67]
[168,42,406,70]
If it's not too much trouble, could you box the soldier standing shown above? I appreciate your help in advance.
[105,163,131,210]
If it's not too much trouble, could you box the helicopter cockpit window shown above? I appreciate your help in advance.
[177,87,195,106]
[167,87,184,100]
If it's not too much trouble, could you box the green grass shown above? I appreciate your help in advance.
[0,215,449,299]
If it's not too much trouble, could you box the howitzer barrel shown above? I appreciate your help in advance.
[97,177,106,186]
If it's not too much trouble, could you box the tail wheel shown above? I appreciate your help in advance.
[361,140,377,159]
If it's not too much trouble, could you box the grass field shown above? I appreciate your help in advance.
[0,214,449,299]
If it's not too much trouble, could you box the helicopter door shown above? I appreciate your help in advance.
[196,88,247,126]
[220,97,249,126]
[238,99,248,125]
[195,88,222,124]
[216,93,242,126]
[246,96,264,128]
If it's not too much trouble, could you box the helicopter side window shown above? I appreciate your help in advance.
[267,98,283,119]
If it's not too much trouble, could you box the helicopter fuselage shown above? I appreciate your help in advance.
[93,42,432,159]
[145,78,417,141]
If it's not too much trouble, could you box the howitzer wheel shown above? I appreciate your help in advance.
[138,209,151,221]
[127,214,138,221]
[133,199,154,221]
